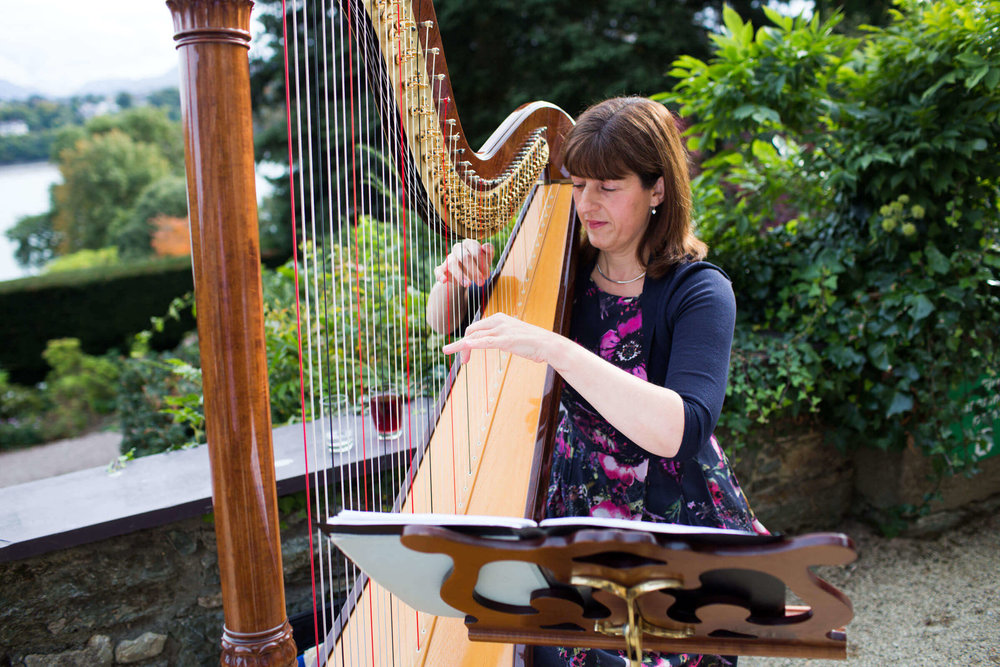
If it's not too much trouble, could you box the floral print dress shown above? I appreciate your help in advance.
[542,280,762,667]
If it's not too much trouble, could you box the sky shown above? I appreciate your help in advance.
[0,1,273,98]
[1,1,178,97]
[1,0,813,99]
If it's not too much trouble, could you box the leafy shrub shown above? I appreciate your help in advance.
[664,1,1000,470]
[263,218,444,421]
[119,216,445,456]
[0,340,121,449]
[0,369,45,450]
[39,338,120,439]
[117,295,202,455]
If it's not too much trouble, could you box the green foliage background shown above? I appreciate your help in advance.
[118,218,446,453]
[664,0,1000,471]
[4,1,997,518]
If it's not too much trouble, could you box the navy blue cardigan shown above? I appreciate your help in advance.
[570,260,736,460]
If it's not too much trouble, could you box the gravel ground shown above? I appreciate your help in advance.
[745,513,1000,667]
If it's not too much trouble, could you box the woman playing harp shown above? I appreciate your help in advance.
[430,96,767,667]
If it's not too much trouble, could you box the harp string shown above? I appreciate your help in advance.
[278,0,325,655]
[282,1,555,662]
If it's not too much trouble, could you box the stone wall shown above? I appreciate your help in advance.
[854,443,1000,535]
[0,511,328,667]
[729,420,855,533]
[729,419,1000,535]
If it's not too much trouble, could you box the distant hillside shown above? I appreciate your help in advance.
[0,80,43,101]
[72,68,180,98]
[0,68,179,103]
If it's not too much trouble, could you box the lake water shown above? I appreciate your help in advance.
[0,162,61,282]
[0,161,280,284]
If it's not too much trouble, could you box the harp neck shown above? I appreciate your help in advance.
[348,0,574,237]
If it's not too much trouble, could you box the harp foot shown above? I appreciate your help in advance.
[220,620,296,667]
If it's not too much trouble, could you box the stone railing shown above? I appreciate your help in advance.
[0,415,414,666]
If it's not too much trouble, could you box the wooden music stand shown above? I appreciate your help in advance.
[324,513,856,665]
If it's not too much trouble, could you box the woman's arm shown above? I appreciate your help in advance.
[425,240,494,335]
[442,314,687,458]
[441,267,736,459]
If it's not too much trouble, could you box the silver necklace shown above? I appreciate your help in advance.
[596,259,646,284]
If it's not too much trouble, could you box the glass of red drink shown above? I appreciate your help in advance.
[369,392,404,440]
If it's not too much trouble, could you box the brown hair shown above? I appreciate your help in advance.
[562,97,706,277]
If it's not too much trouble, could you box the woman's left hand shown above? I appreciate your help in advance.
[441,313,556,365]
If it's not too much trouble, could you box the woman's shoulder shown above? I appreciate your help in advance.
[641,259,735,334]
[670,258,731,284]
[647,259,733,303]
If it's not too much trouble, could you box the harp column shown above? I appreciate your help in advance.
[166,1,297,665]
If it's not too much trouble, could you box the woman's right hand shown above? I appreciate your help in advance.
[434,239,495,287]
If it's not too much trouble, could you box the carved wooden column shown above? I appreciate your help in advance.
[166,1,297,664]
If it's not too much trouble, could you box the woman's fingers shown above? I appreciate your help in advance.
[437,240,494,286]
[442,314,550,364]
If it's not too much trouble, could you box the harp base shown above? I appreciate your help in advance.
[220,620,296,667]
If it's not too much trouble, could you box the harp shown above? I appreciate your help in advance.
[166,0,576,664]
[167,2,856,666]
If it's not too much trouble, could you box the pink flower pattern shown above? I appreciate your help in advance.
[545,282,760,666]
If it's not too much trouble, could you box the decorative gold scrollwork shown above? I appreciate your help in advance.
[571,575,695,667]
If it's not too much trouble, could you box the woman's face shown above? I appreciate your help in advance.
[571,172,664,260]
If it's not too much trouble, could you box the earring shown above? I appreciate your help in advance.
[651,206,657,215]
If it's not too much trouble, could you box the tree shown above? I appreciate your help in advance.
[8,107,186,264]
[51,129,170,253]
[83,107,185,170]
[432,0,780,144]
[115,91,135,110]
[5,211,59,268]
[146,87,182,122]
[110,174,189,259]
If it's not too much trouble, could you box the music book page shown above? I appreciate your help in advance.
[326,509,750,536]
[324,511,766,617]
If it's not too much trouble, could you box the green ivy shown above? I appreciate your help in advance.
[663,0,1000,473]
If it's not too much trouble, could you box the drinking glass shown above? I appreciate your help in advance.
[369,392,404,440]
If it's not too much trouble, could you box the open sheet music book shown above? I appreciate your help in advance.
[323,511,775,618]
[326,509,767,537]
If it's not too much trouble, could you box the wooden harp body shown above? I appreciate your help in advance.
[167,0,576,664]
